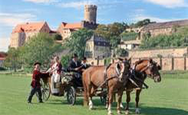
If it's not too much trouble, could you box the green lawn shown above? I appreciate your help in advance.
[0,72,188,115]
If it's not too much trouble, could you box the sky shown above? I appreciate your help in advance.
[0,0,188,52]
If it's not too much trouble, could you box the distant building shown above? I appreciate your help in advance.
[57,5,98,40]
[10,22,52,48]
[85,35,111,59]
[0,52,7,67]
[57,21,97,40]
[118,40,141,50]
[140,19,188,39]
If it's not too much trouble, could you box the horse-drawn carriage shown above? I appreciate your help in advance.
[40,71,107,105]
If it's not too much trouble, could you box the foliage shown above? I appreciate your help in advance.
[140,26,188,49]
[52,34,62,40]
[65,28,93,59]
[3,48,22,72]
[115,48,128,57]
[104,57,111,65]
[94,22,128,49]
[20,33,61,68]
[120,31,138,41]
[61,55,71,68]
[130,19,153,28]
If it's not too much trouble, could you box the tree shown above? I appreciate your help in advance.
[94,24,109,39]
[94,22,128,49]
[61,55,71,68]
[52,33,62,40]
[21,33,61,68]
[65,28,94,59]
[130,19,154,28]
[3,48,21,72]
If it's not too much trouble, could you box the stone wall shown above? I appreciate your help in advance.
[129,47,188,58]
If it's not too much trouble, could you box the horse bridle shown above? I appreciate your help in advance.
[129,61,152,89]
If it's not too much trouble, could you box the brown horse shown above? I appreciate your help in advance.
[82,58,130,115]
[124,58,161,114]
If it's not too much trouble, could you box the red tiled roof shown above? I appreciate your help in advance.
[12,22,46,33]
[0,52,7,58]
[60,22,82,29]
[0,57,6,61]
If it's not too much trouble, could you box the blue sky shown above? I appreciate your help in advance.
[0,0,188,51]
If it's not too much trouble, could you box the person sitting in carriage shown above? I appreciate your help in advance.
[27,62,49,103]
[68,54,84,87]
[81,57,90,70]
[47,56,62,94]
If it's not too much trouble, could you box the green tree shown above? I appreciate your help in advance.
[65,28,93,58]
[21,33,61,68]
[3,48,21,72]
[52,33,62,40]
[61,55,71,68]
[94,22,128,49]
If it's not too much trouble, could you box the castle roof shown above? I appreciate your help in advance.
[59,22,83,29]
[142,19,188,31]
[12,22,47,33]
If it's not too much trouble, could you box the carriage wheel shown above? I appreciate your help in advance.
[66,86,76,105]
[40,80,50,101]
[100,94,107,105]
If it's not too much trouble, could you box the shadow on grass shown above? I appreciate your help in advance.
[45,97,188,115]
[140,106,188,115]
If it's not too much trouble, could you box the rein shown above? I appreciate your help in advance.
[130,70,149,89]
[129,61,151,89]
[93,62,128,93]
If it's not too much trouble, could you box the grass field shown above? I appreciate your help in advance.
[0,72,188,115]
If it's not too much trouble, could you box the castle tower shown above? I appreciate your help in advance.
[84,5,97,24]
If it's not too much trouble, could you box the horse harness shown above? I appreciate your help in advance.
[128,62,150,89]
[94,62,128,92]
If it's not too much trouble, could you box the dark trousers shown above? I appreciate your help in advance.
[28,86,42,102]
[73,72,83,87]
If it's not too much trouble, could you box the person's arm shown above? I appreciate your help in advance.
[68,61,76,71]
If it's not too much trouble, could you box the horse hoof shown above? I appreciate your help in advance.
[117,110,122,115]
[135,108,141,114]
[108,112,113,115]
[125,110,129,115]
[89,107,93,110]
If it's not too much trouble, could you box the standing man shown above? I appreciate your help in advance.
[27,62,49,103]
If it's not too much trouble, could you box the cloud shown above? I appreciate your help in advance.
[58,1,94,9]
[133,14,172,22]
[130,9,183,22]
[58,0,124,9]
[0,12,36,27]
[23,0,59,4]
[0,38,10,52]
[144,0,188,8]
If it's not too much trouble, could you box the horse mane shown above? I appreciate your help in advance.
[134,58,152,68]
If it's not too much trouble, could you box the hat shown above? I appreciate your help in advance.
[82,57,87,60]
[72,53,78,58]
[34,62,41,66]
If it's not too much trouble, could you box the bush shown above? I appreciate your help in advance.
[115,48,128,57]
[121,32,138,41]
[61,55,71,68]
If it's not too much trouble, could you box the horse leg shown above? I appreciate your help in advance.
[117,90,123,115]
[125,91,131,115]
[83,78,88,106]
[108,87,114,115]
[135,89,142,114]
[88,84,93,110]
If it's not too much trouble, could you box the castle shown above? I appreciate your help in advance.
[10,5,98,48]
